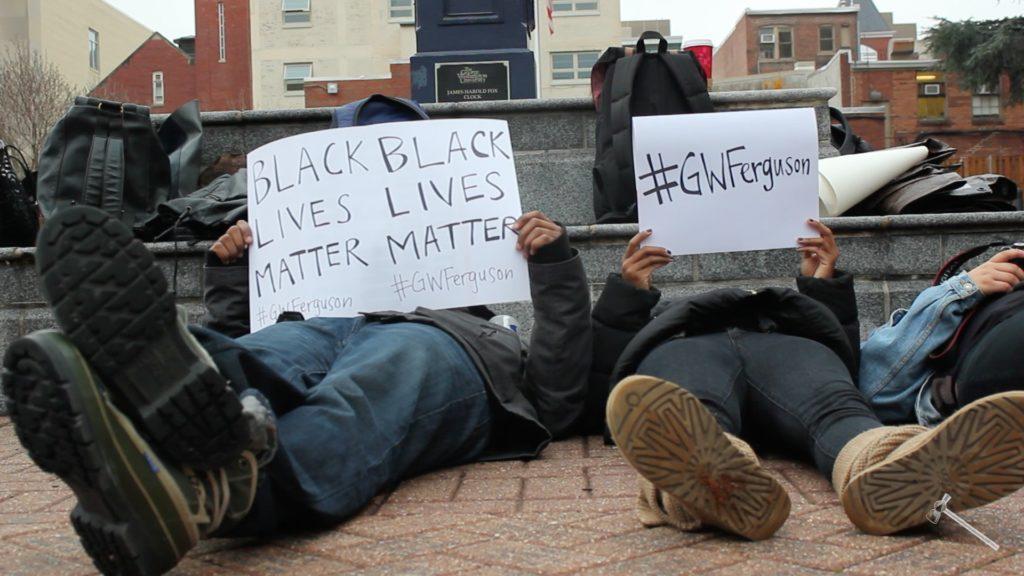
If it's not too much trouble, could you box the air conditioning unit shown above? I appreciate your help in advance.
[327,82,339,94]
[924,83,941,96]
[760,33,776,44]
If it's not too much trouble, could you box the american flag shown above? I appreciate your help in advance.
[546,0,555,34]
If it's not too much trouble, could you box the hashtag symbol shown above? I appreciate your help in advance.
[638,153,679,205]
[391,273,410,301]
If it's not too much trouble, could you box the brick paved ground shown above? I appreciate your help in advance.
[2,417,1023,576]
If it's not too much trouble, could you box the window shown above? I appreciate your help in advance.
[551,51,599,82]
[152,72,164,106]
[389,0,414,23]
[552,1,599,13]
[282,0,310,24]
[859,44,878,62]
[916,72,946,120]
[88,28,99,70]
[972,85,1000,117]
[217,3,226,62]
[283,62,312,93]
[758,26,792,60]
[819,25,834,52]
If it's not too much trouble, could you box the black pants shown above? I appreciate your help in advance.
[955,309,1024,407]
[637,329,881,478]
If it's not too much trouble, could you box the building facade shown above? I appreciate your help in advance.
[715,6,860,79]
[0,0,152,91]
[87,0,253,113]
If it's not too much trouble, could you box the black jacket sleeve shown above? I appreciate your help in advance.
[202,252,251,338]
[581,273,661,433]
[521,231,592,439]
[796,270,860,372]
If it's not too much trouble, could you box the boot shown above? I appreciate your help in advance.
[834,391,1024,535]
[2,330,260,575]
[637,477,701,531]
[607,375,790,540]
[34,205,251,468]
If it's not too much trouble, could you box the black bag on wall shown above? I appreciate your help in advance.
[590,31,714,223]
[36,96,173,230]
[0,141,39,247]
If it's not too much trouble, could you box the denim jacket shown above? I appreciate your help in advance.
[859,272,985,425]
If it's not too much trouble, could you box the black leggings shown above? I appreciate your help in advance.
[955,309,1024,407]
[636,329,882,478]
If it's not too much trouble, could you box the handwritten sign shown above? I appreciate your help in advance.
[633,108,819,256]
[246,119,531,332]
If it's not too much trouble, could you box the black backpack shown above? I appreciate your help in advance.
[928,241,1024,412]
[0,140,39,247]
[591,31,713,223]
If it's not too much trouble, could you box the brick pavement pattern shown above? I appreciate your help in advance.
[2,418,1022,575]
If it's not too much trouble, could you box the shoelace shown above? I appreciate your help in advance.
[152,206,193,296]
[185,451,260,536]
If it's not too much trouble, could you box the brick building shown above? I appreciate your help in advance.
[715,6,860,78]
[90,33,196,114]
[89,0,253,112]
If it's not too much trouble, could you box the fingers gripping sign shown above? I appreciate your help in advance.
[513,211,563,256]
[797,219,839,279]
[621,229,674,290]
[211,220,254,264]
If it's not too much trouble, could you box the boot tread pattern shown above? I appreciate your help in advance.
[844,392,1024,535]
[35,207,248,468]
[608,376,790,540]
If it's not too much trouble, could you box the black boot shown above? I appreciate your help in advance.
[34,205,251,468]
[2,330,261,575]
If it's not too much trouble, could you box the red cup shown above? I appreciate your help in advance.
[684,39,714,85]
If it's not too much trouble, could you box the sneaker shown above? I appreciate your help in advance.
[835,391,1024,535]
[607,375,790,540]
[35,205,250,468]
[2,330,259,575]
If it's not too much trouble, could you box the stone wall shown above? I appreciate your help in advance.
[3,90,1023,414]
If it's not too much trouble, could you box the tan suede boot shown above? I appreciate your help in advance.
[834,391,1024,535]
[608,375,790,540]
[637,477,702,531]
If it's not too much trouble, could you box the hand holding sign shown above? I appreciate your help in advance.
[246,119,532,331]
[632,108,820,256]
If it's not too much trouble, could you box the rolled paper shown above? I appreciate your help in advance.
[818,146,929,216]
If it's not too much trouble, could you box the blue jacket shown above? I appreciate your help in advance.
[859,272,985,425]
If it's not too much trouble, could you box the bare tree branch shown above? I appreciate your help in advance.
[0,43,79,169]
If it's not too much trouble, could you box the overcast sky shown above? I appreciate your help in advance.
[105,0,1022,46]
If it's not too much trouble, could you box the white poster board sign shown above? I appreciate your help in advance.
[246,119,531,332]
[633,108,819,255]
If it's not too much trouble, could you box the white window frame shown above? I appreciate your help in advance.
[758,26,792,60]
[283,62,312,95]
[551,51,599,84]
[152,72,165,106]
[551,1,600,16]
[282,0,311,26]
[859,44,878,62]
[88,28,99,70]
[388,0,415,24]
[819,25,834,53]
[972,85,1000,117]
[217,2,226,62]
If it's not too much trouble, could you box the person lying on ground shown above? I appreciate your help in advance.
[592,221,1024,540]
[860,246,1024,425]
[2,206,591,576]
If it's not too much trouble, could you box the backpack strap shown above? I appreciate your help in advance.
[658,51,714,113]
[609,52,644,206]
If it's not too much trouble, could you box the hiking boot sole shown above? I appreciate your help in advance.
[35,206,249,469]
[2,331,197,576]
[607,375,790,540]
[843,391,1024,535]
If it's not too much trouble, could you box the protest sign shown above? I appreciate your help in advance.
[246,119,531,331]
[632,108,819,256]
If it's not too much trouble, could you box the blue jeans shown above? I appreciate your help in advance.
[191,317,492,535]
[637,329,881,478]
